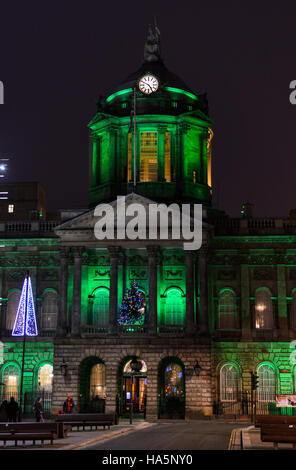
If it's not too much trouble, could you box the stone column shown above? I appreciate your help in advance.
[108,247,120,334]
[0,269,7,335]
[198,245,209,336]
[57,247,69,337]
[71,247,83,337]
[147,246,158,335]
[277,265,288,338]
[185,250,195,336]
[241,264,251,339]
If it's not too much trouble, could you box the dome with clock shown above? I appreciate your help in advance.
[88,24,213,208]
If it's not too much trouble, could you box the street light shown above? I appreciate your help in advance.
[129,357,142,424]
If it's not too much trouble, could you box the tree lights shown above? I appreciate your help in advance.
[12,274,38,336]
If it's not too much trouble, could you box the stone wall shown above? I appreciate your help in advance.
[52,339,212,418]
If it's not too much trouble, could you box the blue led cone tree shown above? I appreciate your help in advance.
[12,272,37,420]
[12,274,38,336]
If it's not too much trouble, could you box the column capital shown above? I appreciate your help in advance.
[59,246,70,259]
[108,246,121,258]
[72,246,84,258]
[146,245,159,257]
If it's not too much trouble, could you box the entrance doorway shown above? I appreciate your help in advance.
[121,358,147,418]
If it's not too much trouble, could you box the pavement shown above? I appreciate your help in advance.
[1,420,153,450]
[229,425,296,450]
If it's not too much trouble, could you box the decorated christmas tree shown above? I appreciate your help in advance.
[118,280,145,326]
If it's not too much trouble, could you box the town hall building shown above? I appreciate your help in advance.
[1,26,296,420]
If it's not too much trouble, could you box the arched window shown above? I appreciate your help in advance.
[92,288,109,325]
[220,363,238,402]
[42,290,58,330]
[257,364,276,402]
[290,289,296,329]
[89,363,106,400]
[2,364,20,401]
[164,288,185,325]
[255,288,273,329]
[38,364,53,392]
[6,290,21,330]
[217,289,238,329]
[164,363,184,397]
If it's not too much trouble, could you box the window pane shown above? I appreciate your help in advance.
[164,364,184,397]
[90,364,106,399]
[164,289,185,325]
[218,290,237,329]
[257,365,276,402]
[6,291,21,330]
[164,132,171,182]
[38,364,53,392]
[220,364,238,402]
[42,291,58,329]
[255,289,273,329]
[3,365,20,401]
[140,132,158,182]
[93,289,109,325]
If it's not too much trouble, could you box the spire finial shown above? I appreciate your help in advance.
[143,22,161,63]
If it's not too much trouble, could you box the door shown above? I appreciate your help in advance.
[123,376,147,414]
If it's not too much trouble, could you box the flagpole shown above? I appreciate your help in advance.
[18,270,29,422]
[133,87,137,189]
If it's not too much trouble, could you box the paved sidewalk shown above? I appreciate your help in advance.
[230,425,296,450]
[1,420,154,450]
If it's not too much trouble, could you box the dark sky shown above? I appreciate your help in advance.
[0,0,296,217]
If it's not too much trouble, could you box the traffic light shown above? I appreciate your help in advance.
[251,372,259,390]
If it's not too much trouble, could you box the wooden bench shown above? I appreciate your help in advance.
[0,422,61,448]
[261,423,296,449]
[55,413,116,431]
[255,415,296,428]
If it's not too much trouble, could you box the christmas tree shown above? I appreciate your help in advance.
[118,280,145,325]
[12,274,38,336]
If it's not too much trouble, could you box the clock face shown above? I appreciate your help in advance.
[138,74,159,94]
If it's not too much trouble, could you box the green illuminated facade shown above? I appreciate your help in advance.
[1,25,296,420]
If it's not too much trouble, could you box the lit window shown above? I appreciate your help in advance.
[8,204,14,213]
[90,364,106,399]
[171,101,178,108]
[188,105,193,111]
[92,288,109,325]
[140,132,158,182]
[164,132,171,182]
[220,364,238,402]
[164,288,185,325]
[121,102,127,109]
[218,289,238,329]
[255,288,273,329]
[42,291,58,329]
[38,364,53,392]
[193,170,197,183]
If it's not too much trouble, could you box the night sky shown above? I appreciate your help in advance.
[0,0,295,217]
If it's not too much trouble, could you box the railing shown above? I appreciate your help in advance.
[80,325,109,336]
[157,324,185,336]
[0,220,60,234]
[212,216,296,235]
[118,325,147,334]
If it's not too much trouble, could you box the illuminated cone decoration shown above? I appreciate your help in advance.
[12,274,38,336]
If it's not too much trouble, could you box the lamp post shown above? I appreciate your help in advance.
[129,357,142,425]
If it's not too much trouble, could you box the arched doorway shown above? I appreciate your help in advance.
[79,357,106,413]
[158,357,185,419]
[119,357,147,418]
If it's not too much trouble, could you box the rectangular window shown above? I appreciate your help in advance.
[164,131,171,182]
[127,132,132,182]
[140,132,158,182]
[8,204,14,213]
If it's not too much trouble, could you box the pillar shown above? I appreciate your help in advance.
[108,246,120,334]
[71,247,83,337]
[57,247,69,337]
[147,246,158,335]
[198,245,209,336]
[185,250,195,336]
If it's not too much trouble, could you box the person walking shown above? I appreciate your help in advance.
[7,397,19,422]
[34,396,44,422]
[63,394,75,413]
